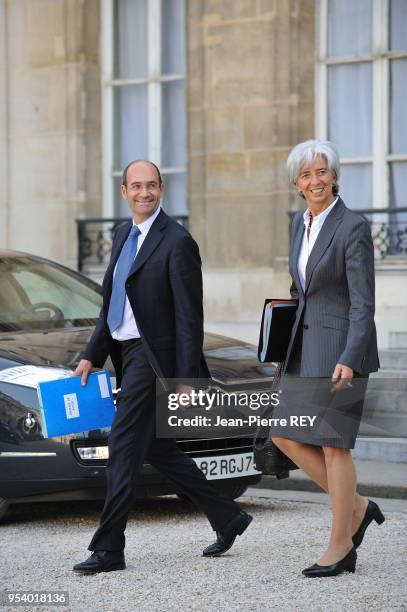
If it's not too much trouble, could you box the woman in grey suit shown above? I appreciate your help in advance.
[272,140,384,577]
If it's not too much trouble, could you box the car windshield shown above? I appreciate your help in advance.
[0,255,102,332]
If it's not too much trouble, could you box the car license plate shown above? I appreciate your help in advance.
[193,452,260,480]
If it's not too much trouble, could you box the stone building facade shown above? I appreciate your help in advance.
[0,0,101,264]
[0,0,406,348]
[188,1,315,340]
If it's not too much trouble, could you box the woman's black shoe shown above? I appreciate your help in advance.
[352,499,385,549]
[302,547,357,577]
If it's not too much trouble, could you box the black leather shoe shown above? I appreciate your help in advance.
[73,550,126,574]
[202,511,253,557]
[302,547,357,578]
[352,499,385,549]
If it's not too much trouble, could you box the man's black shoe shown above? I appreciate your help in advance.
[202,511,253,557]
[73,550,126,574]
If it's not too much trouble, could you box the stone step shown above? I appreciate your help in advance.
[371,369,407,379]
[353,436,407,463]
[359,414,407,438]
[255,458,407,498]
[364,389,407,414]
[378,350,407,370]
[367,378,407,394]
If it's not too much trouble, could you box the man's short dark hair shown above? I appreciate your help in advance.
[122,160,163,187]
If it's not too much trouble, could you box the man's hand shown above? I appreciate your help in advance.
[175,383,194,408]
[331,363,354,393]
[72,359,94,386]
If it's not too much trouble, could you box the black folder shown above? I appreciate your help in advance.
[257,298,298,363]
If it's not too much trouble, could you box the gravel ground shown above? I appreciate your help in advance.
[1,494,406,612]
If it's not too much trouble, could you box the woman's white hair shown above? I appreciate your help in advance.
[286,139,340,185]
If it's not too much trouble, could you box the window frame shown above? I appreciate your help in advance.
[100,0,186,217]
[316,0,407,209]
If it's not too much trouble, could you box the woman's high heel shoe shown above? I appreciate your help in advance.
[302,547,357,578]
[352,499,385,549]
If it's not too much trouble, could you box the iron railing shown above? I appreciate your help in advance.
[76,215,188,273]
[77,207,407,273]
[288,207,407,260]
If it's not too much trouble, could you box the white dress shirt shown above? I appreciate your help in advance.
[111,206,161,341]
[297,198,338,292]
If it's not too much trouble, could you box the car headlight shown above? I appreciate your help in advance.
[77,446,109,460]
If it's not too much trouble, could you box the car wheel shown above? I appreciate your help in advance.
[0,498,10,522]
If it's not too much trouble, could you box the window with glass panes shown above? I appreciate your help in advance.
[101,0,186,217]
[316,0,407,211]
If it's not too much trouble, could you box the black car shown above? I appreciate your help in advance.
[0,251,277,521]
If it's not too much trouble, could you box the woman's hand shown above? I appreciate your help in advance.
[331,363,354,392]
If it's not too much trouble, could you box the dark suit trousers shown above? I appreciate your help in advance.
[88,339,240,552]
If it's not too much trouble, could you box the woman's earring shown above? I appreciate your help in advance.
[332,183,339,196]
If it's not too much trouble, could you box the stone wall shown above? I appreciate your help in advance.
[187,0,315,326]
[0,0,100,268]
[1,0,403,350]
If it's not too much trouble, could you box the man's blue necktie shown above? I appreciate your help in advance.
[107,225,141,333]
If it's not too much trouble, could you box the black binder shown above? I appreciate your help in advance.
[257,298,297,363]
[255,298,300,476]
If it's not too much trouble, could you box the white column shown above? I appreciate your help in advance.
[372,0,389,209]
[101,0,114,217]
[315,0,328,140]
[148,0,162,167]
[0,0,10,246]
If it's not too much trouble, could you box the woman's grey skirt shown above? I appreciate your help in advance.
[270,345,369,449]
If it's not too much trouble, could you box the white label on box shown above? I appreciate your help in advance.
[64,393,79,419]
[98,373,110,399]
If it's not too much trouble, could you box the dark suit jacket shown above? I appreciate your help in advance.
[285,197,380,377]
[83,210,209,387]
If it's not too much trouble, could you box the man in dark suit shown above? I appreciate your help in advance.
[72,160,252,574]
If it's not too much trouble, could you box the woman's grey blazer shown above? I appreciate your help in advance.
[286,197,379,377]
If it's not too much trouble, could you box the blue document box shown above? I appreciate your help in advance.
[37,370,116,438]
